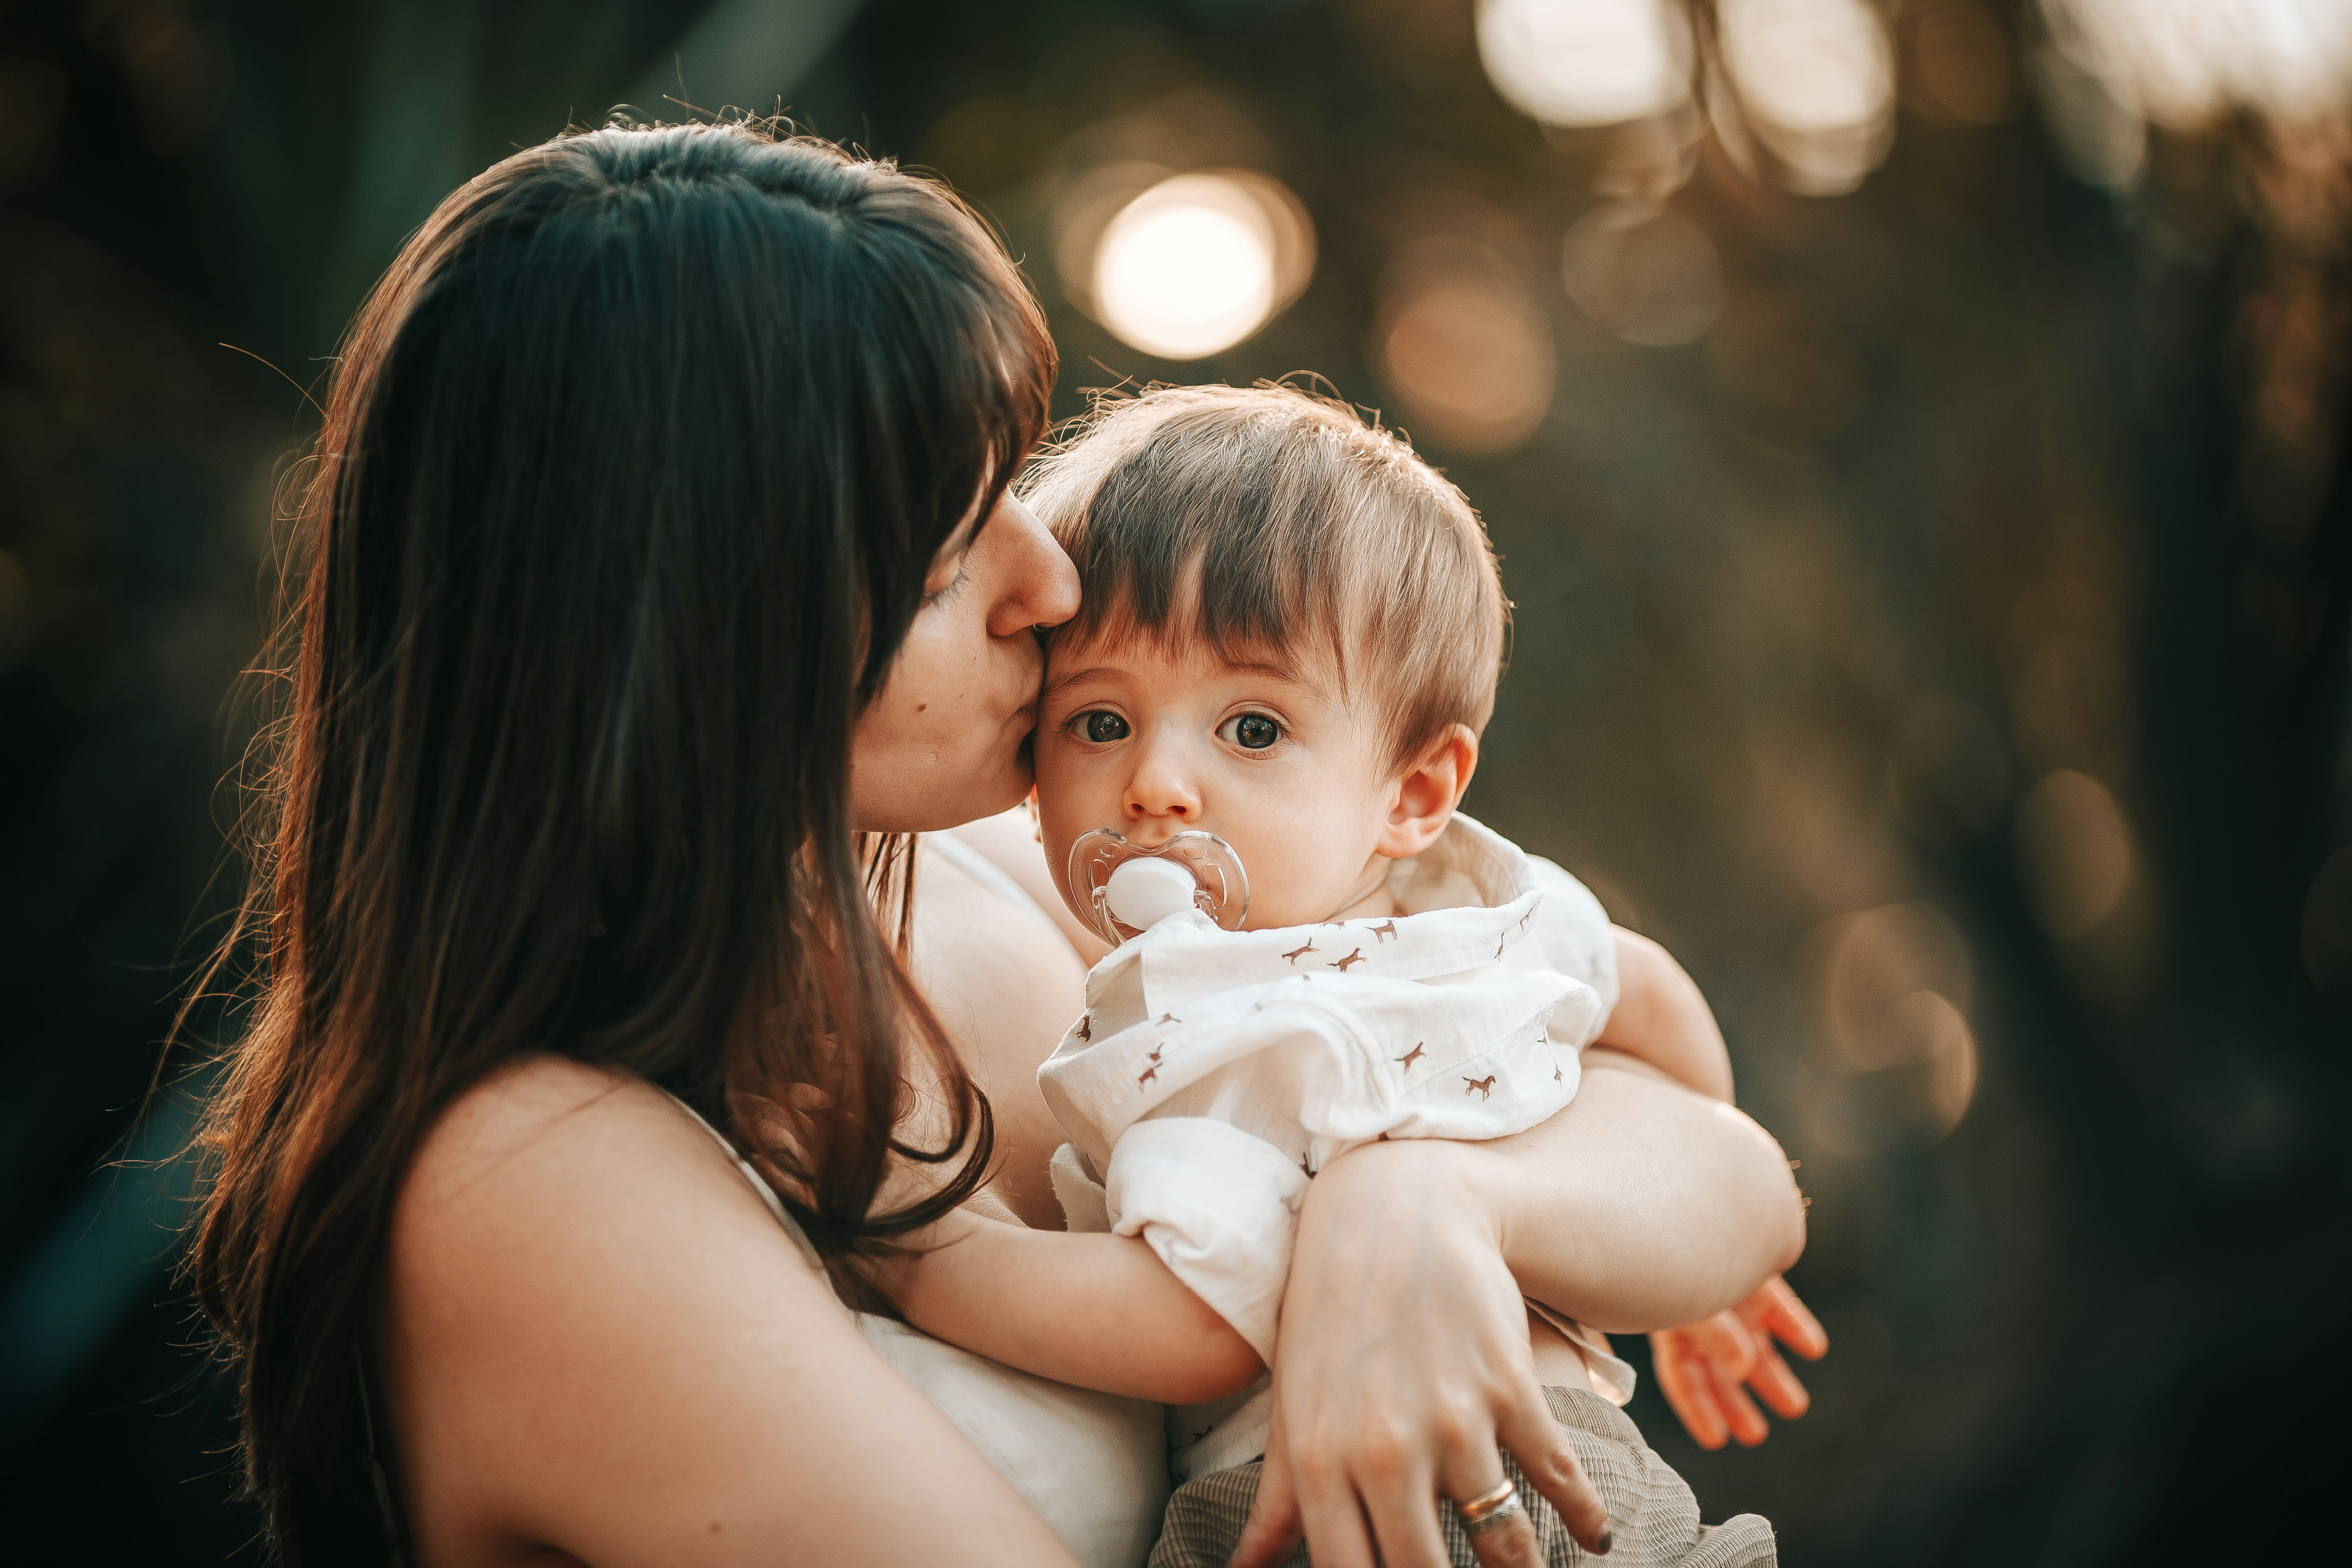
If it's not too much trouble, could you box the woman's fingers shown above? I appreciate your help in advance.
[1655,1279,1828,1451]
[1649,1333,1729,1451]
[1360,1473,1452,1568]
[1449,1470,1545,1568]
[1753,1277,1829,1361]
[1226,1412,1305,1568]
[1710,1361,1771,1448]
[1286,1469,1379,1568]
[1704,1308,1762,1381]
[1496,1382,1612,1555]
[1281,1404,1384,1568]
[1745,1341,1812,1420]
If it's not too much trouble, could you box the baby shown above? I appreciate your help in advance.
[885,384,1758,1560]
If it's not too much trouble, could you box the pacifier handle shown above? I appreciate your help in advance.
[1106,858,1199,931]
[1066,827,1250,943]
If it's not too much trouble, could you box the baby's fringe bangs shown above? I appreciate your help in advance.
[1020,383,1508,772]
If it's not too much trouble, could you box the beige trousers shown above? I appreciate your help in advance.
[1148,1387,1776,1568]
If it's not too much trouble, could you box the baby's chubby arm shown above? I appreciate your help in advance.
[870,1206,1265,1406]
[1590,927,1735,1102]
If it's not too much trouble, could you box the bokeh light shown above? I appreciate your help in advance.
[1475,0,1692,128]
[1374,238,1555,454]
[1909,2,2013,127]
[1560,203,1722,346]
[1817,903,1973,1070]
[2015,769,2137,938]
[1719,0,1897,194]
[1804,903,1982,1140]
[1087,170,1313,361]
[2042,0,2352,130]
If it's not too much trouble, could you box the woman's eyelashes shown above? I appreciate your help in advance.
[921,557,969,606]
[1217,712,1283,752]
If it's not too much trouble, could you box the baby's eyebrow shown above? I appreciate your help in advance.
[1043,663,1124,698]
[1218,659,1305,685]
[1044,657,1313,699]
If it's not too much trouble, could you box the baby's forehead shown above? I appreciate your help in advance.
[1047,622,1346,701]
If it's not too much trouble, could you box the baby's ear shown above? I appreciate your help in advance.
[1377,725,1479,859]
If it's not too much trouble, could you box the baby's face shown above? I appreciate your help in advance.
[1034,633,1401,930]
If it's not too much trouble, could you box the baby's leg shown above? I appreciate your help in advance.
[1148,1384,1776,1568]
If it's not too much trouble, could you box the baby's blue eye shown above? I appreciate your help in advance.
[1081,710,1130,744]
[1223,713,1281,750]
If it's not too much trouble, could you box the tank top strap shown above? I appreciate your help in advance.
[664,1091,830,1279]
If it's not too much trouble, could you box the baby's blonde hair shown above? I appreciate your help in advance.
[1020,383,1508,773]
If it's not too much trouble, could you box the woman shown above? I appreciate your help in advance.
[189,122,1807,1567]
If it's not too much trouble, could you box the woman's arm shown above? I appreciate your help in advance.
[383,1057,1081,1568]
[878,1210,1264,1403]
[908,827,1093,1228]
[1476,1049,1803,1331]
[1233,1052,1807,1568]
[1592,929,1736,1103]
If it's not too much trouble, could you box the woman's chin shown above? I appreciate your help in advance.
[853,742,1032,834]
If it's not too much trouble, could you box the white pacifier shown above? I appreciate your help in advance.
[1067,827,1250,943]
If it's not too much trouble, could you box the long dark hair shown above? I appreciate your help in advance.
[186,122,1054,1552]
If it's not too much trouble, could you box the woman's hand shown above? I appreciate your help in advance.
[1649,1277,1828,1450]
[1230,1140,1613,1568]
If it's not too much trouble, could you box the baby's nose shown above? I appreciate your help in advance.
[1123,752,1201,824]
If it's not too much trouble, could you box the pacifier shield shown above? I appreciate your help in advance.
[1067,827,1250,943]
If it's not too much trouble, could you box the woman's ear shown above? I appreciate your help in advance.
[1375,725,1480,860]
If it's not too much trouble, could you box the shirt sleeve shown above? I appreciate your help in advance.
[1526,856,1620,1038]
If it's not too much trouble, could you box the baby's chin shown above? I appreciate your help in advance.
[1237,884,1367,931]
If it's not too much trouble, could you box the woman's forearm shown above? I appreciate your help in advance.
[1464,1050,1805,1333]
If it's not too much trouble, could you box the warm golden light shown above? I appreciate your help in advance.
[1476,0,1692,128]
[1088,170,1314,361]
[1720,0,1897,194]
[1912,2,2013,126]
[2015,769,2135,938]
[1817,903,1973,1072]
[1560,204,1722,346]
[1803,903,1982,1139]
[1375,239,1556,454]
[2043,0,2352,129]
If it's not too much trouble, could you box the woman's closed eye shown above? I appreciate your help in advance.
[921,556,969,606]
[1217,712,1283,751]
[1073,709,1130,744]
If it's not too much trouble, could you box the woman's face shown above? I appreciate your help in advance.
[849,490,1080,833]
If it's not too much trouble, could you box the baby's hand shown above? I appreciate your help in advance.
[1649,1276,1828,1450]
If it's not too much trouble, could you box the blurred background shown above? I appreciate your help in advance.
[2,0,2346,1561]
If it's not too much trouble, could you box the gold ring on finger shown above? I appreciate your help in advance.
[1454,1478,1525,1536]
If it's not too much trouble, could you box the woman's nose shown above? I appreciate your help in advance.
[985,492,1080,638]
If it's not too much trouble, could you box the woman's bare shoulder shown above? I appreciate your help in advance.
[398,1055,743,1241]
[387,1053,832,1372]
[384,1057,873,1560]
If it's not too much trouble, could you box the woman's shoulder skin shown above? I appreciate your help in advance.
[383,1055,1079,1568]
[913,821,1098,1227]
